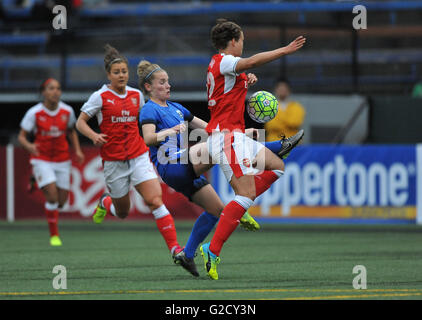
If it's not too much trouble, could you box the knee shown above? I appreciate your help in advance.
[279,160,285,172]
[144,195,163,211]
[116,210,129,219]
[44,192,59,204]
[236,189,256,201]
[114,202,130,219]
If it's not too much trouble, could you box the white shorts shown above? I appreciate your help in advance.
[103,152,158,198]
[31,159,71,190]
[207,131,264,182]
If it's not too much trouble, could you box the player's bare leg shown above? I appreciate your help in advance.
[41,183,62,246]
[135,179,182,256]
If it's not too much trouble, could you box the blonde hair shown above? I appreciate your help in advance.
[137,60,162,95]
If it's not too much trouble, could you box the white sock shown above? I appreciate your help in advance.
[45,202,59,211]
[110,204,117,217]
[152,204,170,219]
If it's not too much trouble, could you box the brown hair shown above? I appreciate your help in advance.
[210,18,243,50]
[39,78,59,93]
[137,60,162,95]
[104,44,128,72]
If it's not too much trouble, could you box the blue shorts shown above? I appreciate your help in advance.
[157,162,209,201]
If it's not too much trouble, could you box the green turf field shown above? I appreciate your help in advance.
[1,220,422,300]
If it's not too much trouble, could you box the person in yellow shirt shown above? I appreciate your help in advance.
[265,78,306,141]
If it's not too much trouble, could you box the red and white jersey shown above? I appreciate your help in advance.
[205,53,248,134]
[20,102,76,163]
[81,85,147,161]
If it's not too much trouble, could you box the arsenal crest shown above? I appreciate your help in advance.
[131,98,138,106]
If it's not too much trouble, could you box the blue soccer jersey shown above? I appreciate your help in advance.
[139,100,194,167]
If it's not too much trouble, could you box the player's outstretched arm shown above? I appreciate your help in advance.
[236,36,306,73]
[188,116,208,130]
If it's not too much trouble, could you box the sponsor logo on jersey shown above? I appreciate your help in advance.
[41,125,64,137]
[111,110,137,123]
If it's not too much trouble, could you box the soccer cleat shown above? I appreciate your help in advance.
[92,193,109,224]
[277,129,304,159]
[173,250,200,277]
[200,242,220,280]
[172,245,184,262]
[27,175,37,193]
[239,211,260,231]
[50,235,62,246]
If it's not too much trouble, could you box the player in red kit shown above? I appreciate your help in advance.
[18,78,85,246]
[76,44,183,259]
[200,19,306,279]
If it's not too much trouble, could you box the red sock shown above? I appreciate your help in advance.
[209,201,246,256]
[45,209,59,236]
[254,170,280,197]
[155,214,180,253]
[102,196,113,214]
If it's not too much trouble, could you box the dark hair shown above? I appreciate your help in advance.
[275,77,291,87]
[104,44,128,72]
[39,78,58,93]
[210,18,243,50]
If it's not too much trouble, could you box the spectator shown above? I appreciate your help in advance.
[264,78,306,141]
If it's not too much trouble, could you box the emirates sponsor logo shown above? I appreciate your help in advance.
[111,110,136,123]
[41,126,64,137]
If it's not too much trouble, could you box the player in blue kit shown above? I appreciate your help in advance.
[137,60,299,277]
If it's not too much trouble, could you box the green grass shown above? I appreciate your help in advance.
[1,220,422,300]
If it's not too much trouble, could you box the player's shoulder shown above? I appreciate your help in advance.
[140,100,155,112]
[142,99,158,111]
[126,85,144,97]
[25,102,44,116]
[58,101,74,113]
[86,85,108,102]
[168,100,184,109]
[126,85,142,94]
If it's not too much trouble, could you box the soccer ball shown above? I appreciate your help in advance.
[247,91,278,123]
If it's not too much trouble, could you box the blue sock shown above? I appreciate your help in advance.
[264,141,282,154]
[184,211,218,259]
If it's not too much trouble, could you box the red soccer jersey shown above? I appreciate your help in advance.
[20,102,76,162]
[81,85,148,161]
[205,53,248,134]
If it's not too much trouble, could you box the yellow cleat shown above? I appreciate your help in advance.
[240,211,260,231]
[50,235,62,247]
[92,193,109,224]
[200,242,220,280]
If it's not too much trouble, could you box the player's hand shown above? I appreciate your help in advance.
[75,149,85,164]
[92,133,108,146]
[247,73,258,87]
[285,36,306,54]
[27,143,39,156]
[170,123,187,135]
